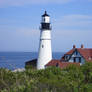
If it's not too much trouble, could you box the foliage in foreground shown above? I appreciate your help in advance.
[0,62,92,92]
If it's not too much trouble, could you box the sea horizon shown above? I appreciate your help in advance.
[0,52,64,70]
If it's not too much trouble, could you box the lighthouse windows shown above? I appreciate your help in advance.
[41,23,50,30]
[42,45,44,48]
[44,18,45,22]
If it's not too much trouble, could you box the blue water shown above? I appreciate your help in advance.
[0,52,64,70]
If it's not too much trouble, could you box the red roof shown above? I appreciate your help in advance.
[45,60,80,69]
[77,48,92,62]
[61,48,92,62]
[45,60,61,66]
[65,49,75,55]
[61,49,75,61]
[46,48,92,69]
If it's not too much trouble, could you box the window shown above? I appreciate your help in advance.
[66,56,68,59]
[74,57,76,62]
[44,18,45,22]
[56,63,59,67]
[65,56,69,60]
[42,45,44,48]
[76,51,78,55]
[79,57,81,63]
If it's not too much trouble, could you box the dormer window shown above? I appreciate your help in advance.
[65,55,69,60]
[65,56,68,60]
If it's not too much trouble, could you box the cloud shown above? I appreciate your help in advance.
[16,28,39,37]
[0,27,40,51]
[53,14,92,30]
[0,0,73,7]
[52,14,92,51]
[0,0,92,7]
[52,29,92,52]
[0,14,92,51]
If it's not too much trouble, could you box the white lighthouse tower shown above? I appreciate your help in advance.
[37,11,52,69]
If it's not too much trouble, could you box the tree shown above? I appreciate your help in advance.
[81,62,92,83]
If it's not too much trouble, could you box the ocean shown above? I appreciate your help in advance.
[0,52,64,70]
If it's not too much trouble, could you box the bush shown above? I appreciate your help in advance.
[0,62,92,92]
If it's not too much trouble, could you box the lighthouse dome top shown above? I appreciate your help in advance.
[42,11,49,17]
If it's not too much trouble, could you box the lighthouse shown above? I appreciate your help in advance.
[37,11,52,69]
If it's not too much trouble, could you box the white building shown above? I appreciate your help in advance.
[61,45,91,65]
[46,45,92,69]
[37,11,52,69]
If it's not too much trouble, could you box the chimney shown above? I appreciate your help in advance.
[81,44,84,49]
[73,45,76,49]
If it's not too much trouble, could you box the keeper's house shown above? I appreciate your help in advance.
[25,45,92,69]
[45,45,92,68]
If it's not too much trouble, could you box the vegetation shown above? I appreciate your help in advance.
[0,62,92,92]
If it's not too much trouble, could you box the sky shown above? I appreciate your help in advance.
[0,0,92,52]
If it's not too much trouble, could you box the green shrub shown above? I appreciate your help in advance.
[0,62,92,92]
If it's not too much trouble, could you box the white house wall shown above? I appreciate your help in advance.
[68,50,85,64]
